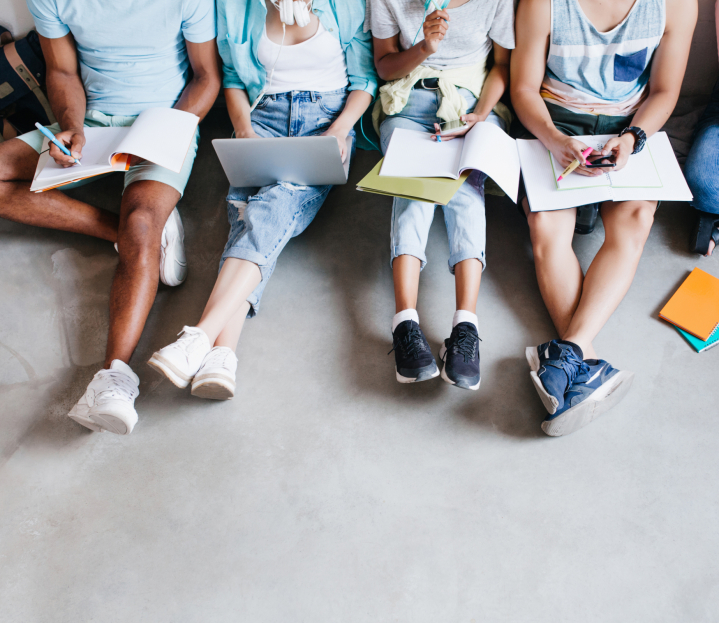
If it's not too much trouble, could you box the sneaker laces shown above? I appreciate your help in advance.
[95,370,138,403]
[450,328,479,363]
[174,327,207,353]
[547,349,589,386]
[388,327,428,360]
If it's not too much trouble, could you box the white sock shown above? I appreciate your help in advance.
[453,310,478,330]
[392,308,419,332]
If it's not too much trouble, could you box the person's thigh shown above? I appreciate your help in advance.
[380,89,441,153]
[527,207,578,246]
[0,137,41,181]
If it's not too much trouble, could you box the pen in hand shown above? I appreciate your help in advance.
[34,122,81,165]
[557,146,592,181]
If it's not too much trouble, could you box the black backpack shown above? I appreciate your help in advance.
[0,25,56,141]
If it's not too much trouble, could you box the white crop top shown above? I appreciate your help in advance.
[257,21,349,94]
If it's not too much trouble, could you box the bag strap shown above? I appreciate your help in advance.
[3,41,56,124]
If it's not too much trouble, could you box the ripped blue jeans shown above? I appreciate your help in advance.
[221,88,354,317]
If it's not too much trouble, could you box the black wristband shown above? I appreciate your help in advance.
[619,126,647,154]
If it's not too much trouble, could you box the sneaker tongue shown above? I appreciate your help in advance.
[109,360,139,385]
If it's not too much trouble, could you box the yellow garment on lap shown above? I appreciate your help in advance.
[372,60,511,134]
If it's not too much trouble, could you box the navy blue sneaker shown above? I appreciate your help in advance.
[439,322,481,390]
[389,320,439,383]
[525,340,588,414]
[542,359,635,436]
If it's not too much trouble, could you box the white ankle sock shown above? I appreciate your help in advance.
[453,310,478,330]
[392,308,419,332]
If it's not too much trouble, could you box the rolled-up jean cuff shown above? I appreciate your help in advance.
[218,249,274,319]
[449,251,486,274]
[391,246,428,271]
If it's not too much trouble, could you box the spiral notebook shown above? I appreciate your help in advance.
[675,325,719,353]
[659,267,719,341]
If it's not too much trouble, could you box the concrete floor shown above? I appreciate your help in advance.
[0,110,717,622]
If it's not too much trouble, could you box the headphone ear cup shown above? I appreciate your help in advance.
[293,1,311,28]
[280,0,295,25]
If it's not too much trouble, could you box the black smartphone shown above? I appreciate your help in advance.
[585,155,616,168]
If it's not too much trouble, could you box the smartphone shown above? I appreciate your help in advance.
[586,155,617,168]
[436,119,467,136]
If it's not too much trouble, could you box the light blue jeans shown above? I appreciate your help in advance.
[380,87,504,273]
[221,88,354,317]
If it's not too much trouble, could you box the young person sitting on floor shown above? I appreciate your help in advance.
[148,0,377,399]
[511,0,697,436]
[369,0,515,389]
[0,0,220,435]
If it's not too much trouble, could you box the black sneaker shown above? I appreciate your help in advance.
[439,322,481,390]
[389,320,439,383]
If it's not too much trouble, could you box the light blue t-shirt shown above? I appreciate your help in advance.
[26,0,216,116]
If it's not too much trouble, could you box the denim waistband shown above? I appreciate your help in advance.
[261,88,349,103]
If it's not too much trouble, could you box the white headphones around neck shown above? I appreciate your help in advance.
[275,0,312,27]
[249,0,314,112]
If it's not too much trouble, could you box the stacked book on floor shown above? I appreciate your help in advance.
[659,267,719,353]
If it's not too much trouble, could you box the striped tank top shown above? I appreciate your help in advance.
[541,0,666,117]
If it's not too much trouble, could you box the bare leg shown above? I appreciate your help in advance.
[526,199,583,339]
[0,138,118,241]
[454,258,482,312]
[393,254,421,313]
[562,200,656,356]
[213,302,252,350]
[196,258,262,345]
[104,180,180,366]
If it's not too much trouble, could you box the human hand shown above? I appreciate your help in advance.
[596,133,635,172]
[49,128,85,167]
[433,112,487,141]
[235,128,261,140]
[321,125,350,162]
[420,9,450,56]
[549,134,602,177]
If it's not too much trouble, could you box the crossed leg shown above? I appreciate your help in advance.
[0,138,118,241]
[526,199,656,358]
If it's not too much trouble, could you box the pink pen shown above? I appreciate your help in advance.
[557,146,593,182]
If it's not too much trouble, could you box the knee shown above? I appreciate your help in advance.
[607,203,655,251]
[118,207,164,255]
[528,211,570,258]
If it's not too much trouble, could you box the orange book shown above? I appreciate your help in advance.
[659,267,719,341]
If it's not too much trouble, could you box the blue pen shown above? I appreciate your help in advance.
[34,122,81,165]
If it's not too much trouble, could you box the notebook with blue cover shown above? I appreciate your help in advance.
[675,325,719,353]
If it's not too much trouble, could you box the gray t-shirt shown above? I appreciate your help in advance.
[367,0,515,69]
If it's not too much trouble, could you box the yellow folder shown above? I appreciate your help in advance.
[356,159,469,206]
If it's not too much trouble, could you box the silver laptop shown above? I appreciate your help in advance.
[212,135,352,187]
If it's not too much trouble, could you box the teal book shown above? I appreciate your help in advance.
[675,325,719,353]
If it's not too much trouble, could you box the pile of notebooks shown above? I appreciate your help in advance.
[659,267,719,353]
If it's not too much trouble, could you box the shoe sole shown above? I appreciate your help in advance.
[526,347,560,414]
[541,371,635,437]
[88,405,137,435]
[160,209,187,287]
[395,364,439,384]
[191,375,235,400]
[68,413,104,433]
[439,345,481,390]
[147,353,191,388]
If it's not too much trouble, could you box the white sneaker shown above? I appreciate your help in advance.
[191,346,238,400]
[160,207,187,287]
[148,326,211,388]
[74,360,140,435]
[68,394,104,433]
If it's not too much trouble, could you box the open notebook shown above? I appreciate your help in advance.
[30,108,199,192]
[518,132,692,211]
[379,121,520,203]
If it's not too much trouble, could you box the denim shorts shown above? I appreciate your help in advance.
[18,109,199,197]
[220,88,354,317]
[380,87,505,273]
